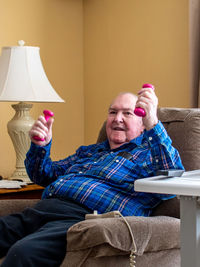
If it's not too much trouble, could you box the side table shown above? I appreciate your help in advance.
[0,184,44,199]
[134,169,200,267]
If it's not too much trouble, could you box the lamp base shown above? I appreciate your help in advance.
[8,168,32,183]
[7,102,35,183]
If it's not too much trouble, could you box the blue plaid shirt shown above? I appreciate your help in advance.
[25,121,184,216]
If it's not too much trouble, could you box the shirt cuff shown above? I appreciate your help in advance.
[143,121,171,147]
[29,140,52,158]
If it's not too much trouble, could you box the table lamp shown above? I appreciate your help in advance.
[0,40,64,183]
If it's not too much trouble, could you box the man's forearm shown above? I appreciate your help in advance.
[24,141,56,186]
[144,121,184,173]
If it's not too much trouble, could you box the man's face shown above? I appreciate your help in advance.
[106,93,144,150]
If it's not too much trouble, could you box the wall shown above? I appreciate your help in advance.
[0,0,84,178]
[0,0,190,177]
[84,0,190,145]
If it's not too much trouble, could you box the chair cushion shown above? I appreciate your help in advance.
[151,197,180,218]
[158,108,200,171]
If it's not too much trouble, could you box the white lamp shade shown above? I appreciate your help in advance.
[0,45,64,102]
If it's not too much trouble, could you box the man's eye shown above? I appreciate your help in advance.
[109,110,116,114]
[124,111,133,116]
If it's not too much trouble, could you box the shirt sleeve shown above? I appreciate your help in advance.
[142,121,184,201]
[143,121,184,174]
[24,141,78,187]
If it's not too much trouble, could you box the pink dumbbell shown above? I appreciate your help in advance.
[134,83,155,117]
[33,110,54,141]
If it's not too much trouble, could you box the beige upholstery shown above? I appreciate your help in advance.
[1,107,200,266]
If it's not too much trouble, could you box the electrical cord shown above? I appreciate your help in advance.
[85,210,137,267]
[117,211,137,267]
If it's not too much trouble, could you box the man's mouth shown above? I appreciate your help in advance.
[113,126,125,131]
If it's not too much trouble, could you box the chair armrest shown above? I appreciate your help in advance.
[67,215,180,256]
[0,199,39,216]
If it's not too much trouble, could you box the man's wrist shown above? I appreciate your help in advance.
[145,119,159,131]
[144,121,169,147]
[29,140,52,155]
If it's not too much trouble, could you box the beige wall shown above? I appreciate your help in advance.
[0,0,84,178]
[0,0,190,178]
[84,0,190,145]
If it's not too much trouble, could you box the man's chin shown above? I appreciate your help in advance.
[110,138,127,148]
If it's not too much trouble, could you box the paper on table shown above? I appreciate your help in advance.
[0,180,27,189]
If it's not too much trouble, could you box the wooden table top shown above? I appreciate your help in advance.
[0,184,44,195]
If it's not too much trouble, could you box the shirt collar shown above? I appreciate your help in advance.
[129,133,144,146]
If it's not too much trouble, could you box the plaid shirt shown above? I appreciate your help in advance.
[25,121,184,216]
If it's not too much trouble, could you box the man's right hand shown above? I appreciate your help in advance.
[29,115,54,146]
[135,87,158,131]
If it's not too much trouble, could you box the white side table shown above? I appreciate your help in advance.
[134,169,200,267]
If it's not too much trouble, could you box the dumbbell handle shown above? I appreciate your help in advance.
[33,110,54,141]
[134,84,154,117]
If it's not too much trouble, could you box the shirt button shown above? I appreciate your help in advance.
[60,179,63,182]
[155,159,159,163]
[149,137,153,141]
[79,171,83,174]
[115,159,119,163]
[49,193,52,197]
[94,161,97,164]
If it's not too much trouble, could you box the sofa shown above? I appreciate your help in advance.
[1,107,200,267]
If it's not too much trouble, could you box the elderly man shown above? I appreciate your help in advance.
[0,87,183,266]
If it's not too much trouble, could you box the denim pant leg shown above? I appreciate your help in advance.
[0,210,42,258]
[0,198,92,267]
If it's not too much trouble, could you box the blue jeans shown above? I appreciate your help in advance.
[0,198,92,267]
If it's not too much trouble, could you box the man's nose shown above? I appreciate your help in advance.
[114,112,124,122]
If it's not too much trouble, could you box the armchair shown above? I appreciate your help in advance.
[1,107,200,267]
